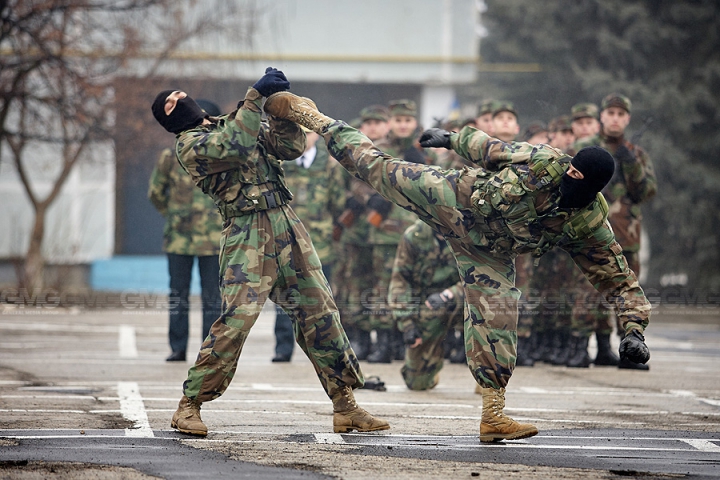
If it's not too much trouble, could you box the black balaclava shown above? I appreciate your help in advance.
[559,146,615,209]
[151,90,207,134]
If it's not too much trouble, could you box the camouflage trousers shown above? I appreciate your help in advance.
[369,244,400,330]
[324,122,524,389]
[571,249,639,336]
[402,304,463,391]
[182,205,363,403]
[333,243,374,332]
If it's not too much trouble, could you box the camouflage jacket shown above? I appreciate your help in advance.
[572,133,657,252]
[370,130,433,245]
[449,127,651,331]
[282,138,345,263]
[388,220,464,332]
[175,87,305,218]
[148,148,222,256]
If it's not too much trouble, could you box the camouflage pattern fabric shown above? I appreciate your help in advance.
[175,87,363,402]
[365,130,429,331]
[571,132,656,332]
[389,220,464,390]
[321,121,651,389]
[148,148,222,256]
[572,133,656,255]
[524,248,576,337]
[331,169,374,332]
[281,138,345,264]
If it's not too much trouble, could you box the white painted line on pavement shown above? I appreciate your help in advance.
[117,381,153,438]
[314,433,346,444]
[680,439,720,452]
[118,325,137,358]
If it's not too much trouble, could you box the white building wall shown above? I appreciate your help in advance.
[0,140,115,263]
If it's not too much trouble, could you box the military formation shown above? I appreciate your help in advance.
[150,67,654,443]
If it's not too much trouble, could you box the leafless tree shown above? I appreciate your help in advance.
[0,0,257,290]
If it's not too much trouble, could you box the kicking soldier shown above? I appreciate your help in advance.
[263,91,652,442]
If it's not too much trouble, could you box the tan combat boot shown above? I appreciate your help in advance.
[170,395,207,437]
[263,92,334,133]
[479,386,538,443]
[332,386,390,433]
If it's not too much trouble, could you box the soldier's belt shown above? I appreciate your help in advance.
[218,182,291,220]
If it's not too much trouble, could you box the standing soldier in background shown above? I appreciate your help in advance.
[366,99,433,363]
[271,128,345,362]
[475,99,497,135]
[148,99,223,363]
[570,103,601,145]
[522,121,549,145]
[333,105,390,360]
[572,93,657,370]
[490,102,520,143]
[151,68,389,436]
[548,115,575,152]
[388,219,464,390]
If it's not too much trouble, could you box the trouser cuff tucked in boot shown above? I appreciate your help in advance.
[332,386,390,433]
[479,386,538,443]
[171,395,207,437]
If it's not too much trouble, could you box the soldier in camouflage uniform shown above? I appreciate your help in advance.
[366,99,433,363]
[264,91,651,442]
[388,219,464,390]
[332,105,390,360]
[271,130,346,362]
[548,115,575,152]
[148,100,223,362]
[150,69,389,437]
[475,99,498,135]
[570,103,601,143]
[572,93,657,370]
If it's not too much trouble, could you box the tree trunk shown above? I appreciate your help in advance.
[23,204,46,291]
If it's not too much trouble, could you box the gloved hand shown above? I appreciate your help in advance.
[403,326,422,347]
[425,290,455,311]
[252,67,290,97]
[419,128,453,149]
[367,193,393,227]
[614,144,636,164]
[619,329,650,364]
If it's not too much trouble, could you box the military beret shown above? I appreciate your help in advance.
[571,102,599,121]
[601,93,632,113]
[492,101,518,119]
[388,99,418,118]
[549,115,572,132]
[359,104,390,122]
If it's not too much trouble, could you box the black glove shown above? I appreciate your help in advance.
[252,67,290,97]
[614,145,636,164]
[403,327,422,346]
[419,128,452,149]
[367,193,392,218]
[425,291,455,311]
[619,329,650,364]
[344,196,366,216]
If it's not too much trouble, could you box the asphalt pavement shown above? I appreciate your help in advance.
[0,301,718,479]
